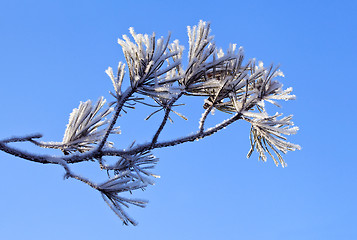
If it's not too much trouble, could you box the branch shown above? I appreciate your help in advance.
[103,112,242,157]
[62,164,99,189]
[1,133,64,151]
[0,21,300,225]
[1,111,241,166]
[150,92,184,147]
[1,133,43,144]
[0,138,101,196]
[0,141,55,164]
[29,139,63,149]
[199,104,214,133]
[97,87,135,150]
[150,106,171,147]
[49,156,99,189]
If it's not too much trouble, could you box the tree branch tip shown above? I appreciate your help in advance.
[30,133,43,139]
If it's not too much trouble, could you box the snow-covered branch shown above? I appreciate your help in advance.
[0,20,300,225]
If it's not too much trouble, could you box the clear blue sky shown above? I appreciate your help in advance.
[0,0,356,239]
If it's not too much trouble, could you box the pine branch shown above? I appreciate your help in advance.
[0,20,300,225]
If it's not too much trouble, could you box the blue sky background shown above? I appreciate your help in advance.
[0,0,356,239]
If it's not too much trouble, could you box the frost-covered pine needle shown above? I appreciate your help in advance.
[61,97,114,154]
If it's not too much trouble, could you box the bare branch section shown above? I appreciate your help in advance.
[0,20,300,225]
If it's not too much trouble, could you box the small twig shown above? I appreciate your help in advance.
[150,92,183,147]
[199,105,214,133]
[151,106,171,148]
[29,140,64,149]
[1,134,70,151]
[199,79,231,133]
[1,134,43,143]
[63,166,99,189]
[97,87,135,151]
